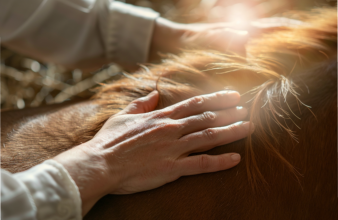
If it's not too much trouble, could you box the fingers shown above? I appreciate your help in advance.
[184,25,248,56]
[165,91,240,119]
[117,90,159,115]
[179,121,254,154]
[178,107,248,135]
[176,153,241,176]
[175,121,254,176]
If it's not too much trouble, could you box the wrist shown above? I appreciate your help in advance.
[149,17,186,61]
[53,141,118,216]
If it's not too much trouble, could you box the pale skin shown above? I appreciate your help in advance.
[149,15,303,63]
[54,90,253,216]
[54,14,301,217]
[148,17,249,62]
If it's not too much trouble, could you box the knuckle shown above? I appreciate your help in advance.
[199,155,211,170]
[214,91,225,99]
[179,120,190,130]
[162,160,176,173]
[131,99,143,106]
[159,160,181,182]
[155,120,180,131]
[228,123,244,137]
[203,128,216,141]
[152,109,172,119]
[189,96,204,107]
[176,121,186,130]
[201,111,216,122]
[154,111,167,118]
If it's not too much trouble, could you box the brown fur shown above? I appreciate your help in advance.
[1,8,337,220]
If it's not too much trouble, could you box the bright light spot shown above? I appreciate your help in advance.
[17,99,25,109]
[31,61,41,72]
[236,30,249,36]
[72,69,82,83]
[227,3,252,24]
[200,0,218,9]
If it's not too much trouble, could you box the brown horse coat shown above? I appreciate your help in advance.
[1,8,337,220]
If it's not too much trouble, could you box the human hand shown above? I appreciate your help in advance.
[149,15,303,62]
[184,0,293,23]
[54,90,253,215]
[149,18,248,62]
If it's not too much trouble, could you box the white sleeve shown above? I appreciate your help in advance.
[0,0,159,68]
[1,160,82,220]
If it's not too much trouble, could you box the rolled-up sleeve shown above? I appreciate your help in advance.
[1,160,82,220]
[0,0,159,68]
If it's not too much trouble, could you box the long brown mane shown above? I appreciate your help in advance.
[1,7,337,220]
[92,7,337,189]
[2,7,336,182]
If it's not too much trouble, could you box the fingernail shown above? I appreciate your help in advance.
[231,154,241,162]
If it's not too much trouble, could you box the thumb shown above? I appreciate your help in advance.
[117,90,159,115]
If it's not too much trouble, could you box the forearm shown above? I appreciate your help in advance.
[148,17,250,62]
[149,17,186,62]
[53,141,120,216]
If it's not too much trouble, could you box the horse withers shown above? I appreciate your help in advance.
[1,8,337,220]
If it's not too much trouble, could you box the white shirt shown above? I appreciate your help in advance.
[0,0,159,219]
[1,160,82,220]
[0,0,159,68]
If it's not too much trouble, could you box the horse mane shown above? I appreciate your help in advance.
[93,7,337,190]
[3,8,336,192]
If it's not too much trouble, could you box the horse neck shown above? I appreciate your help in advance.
[1,100,101,173]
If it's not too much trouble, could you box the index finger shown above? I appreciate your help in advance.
[164,91,240,119]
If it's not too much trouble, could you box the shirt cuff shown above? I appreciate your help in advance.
[106,1,160,65]
[13,160,82,220]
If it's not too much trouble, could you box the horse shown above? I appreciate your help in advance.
[1,8,337,220]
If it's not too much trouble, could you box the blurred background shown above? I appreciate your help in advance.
[1,0,336,110]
